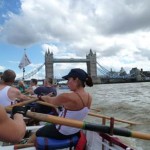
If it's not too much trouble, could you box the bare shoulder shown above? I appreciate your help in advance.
[8,87,21,100]
[9,87,21,96]
[9,86,20,92]
[57,92,73,100]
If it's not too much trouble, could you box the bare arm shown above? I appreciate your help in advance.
[9,87,30,101]
[39,92,93,110]
[0,106,26,143]
[39,93,73,107]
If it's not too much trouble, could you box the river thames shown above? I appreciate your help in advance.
[83,82,150,150]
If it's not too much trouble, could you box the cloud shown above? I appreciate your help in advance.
[1,0,150,45]
[1,0,150,74]
[0,65,5,71]
[92,0,150,35]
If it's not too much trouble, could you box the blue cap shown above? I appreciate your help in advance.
[62,68,88,81]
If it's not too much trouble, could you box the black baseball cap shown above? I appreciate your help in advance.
[62,68,88,81]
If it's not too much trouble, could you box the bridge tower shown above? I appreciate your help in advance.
[86,49,97,77]
[45,50,53,79]
[45,49,101,83]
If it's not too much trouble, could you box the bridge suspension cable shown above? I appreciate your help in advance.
[16,63,45,80]
[96,61,110,76]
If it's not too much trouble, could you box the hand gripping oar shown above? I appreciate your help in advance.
[26,111,150,140]
[5,98,39,113]
[88,112,142,125]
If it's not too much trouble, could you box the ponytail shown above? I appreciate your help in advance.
[86,76,93,87]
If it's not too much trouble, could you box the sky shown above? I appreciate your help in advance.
[0,0,150,80]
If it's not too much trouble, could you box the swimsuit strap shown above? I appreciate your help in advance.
[76,93,85,107]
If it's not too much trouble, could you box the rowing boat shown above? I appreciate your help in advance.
[3,100,149,150]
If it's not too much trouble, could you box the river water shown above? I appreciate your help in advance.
[84,82,150,150]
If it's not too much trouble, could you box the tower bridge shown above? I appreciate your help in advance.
[45,49,101,84]
[17,49,149,84]
[52,58,89,63]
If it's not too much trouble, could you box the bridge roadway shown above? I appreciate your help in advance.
[52,58,90,63]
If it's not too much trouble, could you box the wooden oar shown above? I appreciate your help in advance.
[5,98,39,112]
[26,111,150,140]
[88,112,142,125]
[33,101,140,125]
[36,101,58,108]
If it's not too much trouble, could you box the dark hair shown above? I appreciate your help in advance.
[31,78,38,85]
[85,76,93,87]
[1,69,16,83]
[73,75,93,87]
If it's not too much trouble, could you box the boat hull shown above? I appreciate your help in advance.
[0,130,134,150]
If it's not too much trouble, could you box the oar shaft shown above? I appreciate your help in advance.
[132,131,150,140]
[26,111,83,129]
[36,101,58,108]
[26,111,150,140]
[5,98,38,112]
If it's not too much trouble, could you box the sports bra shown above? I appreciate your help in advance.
[56,93,90,135]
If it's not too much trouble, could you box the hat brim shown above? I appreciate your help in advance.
[62,75,69,80]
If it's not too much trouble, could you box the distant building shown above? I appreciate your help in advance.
[119,67,127,76]
[130,67,141,76]
[129,68,150,81]
[141,69,150,77]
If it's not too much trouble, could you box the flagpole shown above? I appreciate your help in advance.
[23,67,25,81]
[23,49,26,81]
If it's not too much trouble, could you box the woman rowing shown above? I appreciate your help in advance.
[27,68,93,143]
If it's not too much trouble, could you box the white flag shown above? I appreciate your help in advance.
[18,53,31,69]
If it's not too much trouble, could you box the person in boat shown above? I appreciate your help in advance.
[16,80,28,94]
[0,105,26,143]
[0,69,30,107]
[27,68,93,143]
[25,78,38,95]
[31,77,57,114]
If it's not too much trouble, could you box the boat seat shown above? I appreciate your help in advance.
[35,135,79,150]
